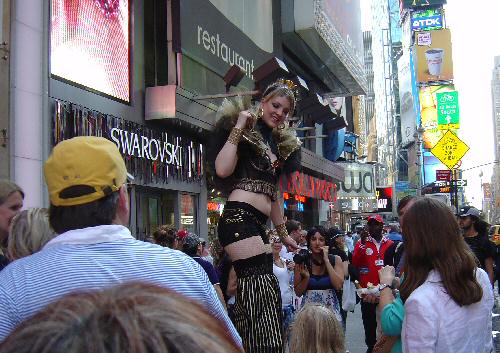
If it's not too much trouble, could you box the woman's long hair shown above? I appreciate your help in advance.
[399,198,482,306]
[289,304,345,353]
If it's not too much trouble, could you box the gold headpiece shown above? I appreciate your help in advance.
[262,78,299,108]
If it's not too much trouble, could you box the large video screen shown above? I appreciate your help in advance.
[50,0,130,102]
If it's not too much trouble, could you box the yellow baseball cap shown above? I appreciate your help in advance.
[44,136,133,206]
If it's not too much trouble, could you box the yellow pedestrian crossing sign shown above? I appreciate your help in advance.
[430,130,469,170]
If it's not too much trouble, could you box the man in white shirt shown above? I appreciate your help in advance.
[279,219,302,261]
[0,137,241,345]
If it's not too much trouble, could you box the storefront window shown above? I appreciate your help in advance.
[180,193,197,234]
[162,192,176,227]
[135,188,177,241]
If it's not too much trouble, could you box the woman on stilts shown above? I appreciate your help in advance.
[209,79,302,353]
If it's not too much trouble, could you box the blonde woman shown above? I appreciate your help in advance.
[289,304,345,353]
[7,208,56,260]
[209,79,302,352]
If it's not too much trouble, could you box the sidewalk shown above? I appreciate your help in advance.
[493,304,500,352]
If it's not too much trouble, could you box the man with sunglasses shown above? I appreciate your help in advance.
[458,206,495,285]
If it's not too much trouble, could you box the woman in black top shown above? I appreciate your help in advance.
[209,79,301,353]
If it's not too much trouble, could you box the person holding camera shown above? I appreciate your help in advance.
[293,227,344,322]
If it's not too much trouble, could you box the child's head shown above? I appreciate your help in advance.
[289,304,345,353]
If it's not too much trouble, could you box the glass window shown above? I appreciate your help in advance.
[180,193,197,233]
[162,191,176,227]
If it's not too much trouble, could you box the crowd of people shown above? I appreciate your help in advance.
[0,77,497,353]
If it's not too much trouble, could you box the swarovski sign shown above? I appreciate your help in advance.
[110,128,183,167]
[411,15,443,31]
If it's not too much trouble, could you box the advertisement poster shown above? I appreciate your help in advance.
[397,50,417,146]
[411,8,443,31]
[376,187,393,213]
[50,0,130,102]
[419,84,459,149]
[415,29,453,83]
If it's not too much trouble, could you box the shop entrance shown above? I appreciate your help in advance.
[133,187,176,241]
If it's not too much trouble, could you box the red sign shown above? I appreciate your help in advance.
[280,172,338,202]
[436,170,451,181]
[207,202,220,212]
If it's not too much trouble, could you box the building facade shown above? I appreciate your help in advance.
[4,0,373,236]
[370,0,396,188]
[491,56,500,223]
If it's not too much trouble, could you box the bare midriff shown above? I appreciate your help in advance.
[227,189,272,217]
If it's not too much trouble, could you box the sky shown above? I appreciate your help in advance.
[361,0,500,210]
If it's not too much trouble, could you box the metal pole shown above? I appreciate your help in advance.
[453,169,459,214]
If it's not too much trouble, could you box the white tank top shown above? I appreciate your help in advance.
[273,259,293,308]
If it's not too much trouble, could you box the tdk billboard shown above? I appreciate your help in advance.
[411,14,443,31]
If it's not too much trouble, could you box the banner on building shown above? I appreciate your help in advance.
[415,29,454,83]
[398,50,417,146]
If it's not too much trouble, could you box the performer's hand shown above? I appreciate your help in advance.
[236,110,254,130]
[282,235,299,251]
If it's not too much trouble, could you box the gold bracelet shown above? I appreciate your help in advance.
[275,223,288,239]
[227,127,243,145]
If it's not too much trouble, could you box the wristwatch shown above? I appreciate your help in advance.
[379,283,394,291]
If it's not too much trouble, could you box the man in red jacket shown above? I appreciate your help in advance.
[352,215,393,353]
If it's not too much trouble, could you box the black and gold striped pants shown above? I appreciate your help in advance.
[233,273,284,353]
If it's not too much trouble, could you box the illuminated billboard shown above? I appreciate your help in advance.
[415,29,453,83]
[50,0,130,102]
[411,8,443,31]
[376,187,393,213]
[401,0,446,9]
[419,85,458,149]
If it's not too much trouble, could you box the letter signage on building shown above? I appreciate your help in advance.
[411,15,443,31]
[279,172,339,202]
[53,100,204,185]
[335,162,378,213]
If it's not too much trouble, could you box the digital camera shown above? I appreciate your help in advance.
[293,249,311,265]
